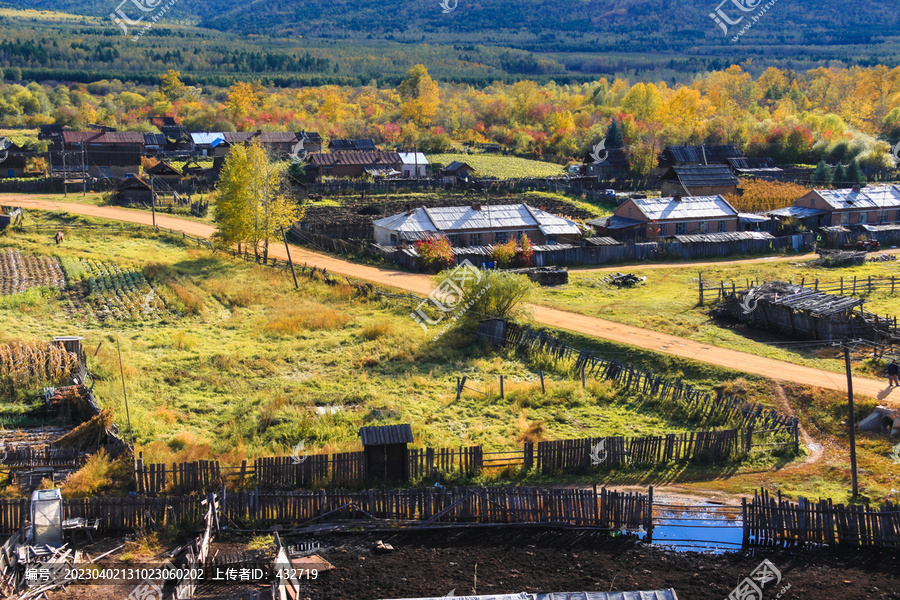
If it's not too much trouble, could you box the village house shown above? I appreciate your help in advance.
[306,151,402,179]
[372,203,581,246]
[399,152,429,178]
[660,165,739,197]
[726,156,784,180]
[589,195,740,241]
[0,137,30,178]
[659,144,744,168]
[583,147,630,179]
[116,175,153,204]
[775,185,900,228]
[441,161,476,185]
[54,131,144,179]
[144,160,182,186]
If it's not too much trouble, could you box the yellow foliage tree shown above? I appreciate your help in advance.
[399,65,440,128]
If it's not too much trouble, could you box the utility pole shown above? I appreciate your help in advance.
[843,342,859,498]
[117,338,136,470]
[281,226,299,289]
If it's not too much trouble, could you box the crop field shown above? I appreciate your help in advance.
[427,154,566,178]
[535,257,900,378]
[0,248,66,295]
[74,259,168,322]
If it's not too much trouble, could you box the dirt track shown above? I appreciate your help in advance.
[7,196,898,404]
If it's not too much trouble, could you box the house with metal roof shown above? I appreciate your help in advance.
[785,185,900,228]
[727,156,784,180]
[441,161,475,184]
[583,147,630,179]
[590,195,739,241]
[329,138,377,152]
[307,151,402,179]
[373,203,581,246]
[0,137,30,178]
[660,165,739,197]
[399,152,429,178]
[659,144,744,168]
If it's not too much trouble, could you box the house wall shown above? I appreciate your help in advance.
[795,191,900,226]
[401,164,427,178]
[661,181,738,197]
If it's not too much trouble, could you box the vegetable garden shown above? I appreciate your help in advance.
[79,259,168,322]
[0,249,65,295]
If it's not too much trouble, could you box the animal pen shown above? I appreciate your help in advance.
[720,281,900,347]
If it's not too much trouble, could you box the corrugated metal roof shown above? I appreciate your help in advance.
[586,216,644,230]
[399,152,429,165]
[768,206,828,219]
[190,132,226,147]
[672,231,774,243]
[309,151,402,166]
[62,131,145,144]
[584,236,623,246]
[632,195,738,220]
[814,185,900,210]
[330,138,376,150]
[738,213,773,223]
[663,165,739,187]
[727,156,777,169]
[374,205,579,236]
[143,133,167,146]
[444,161,474,172]
[359,424,413,446]
[860,223,900,232]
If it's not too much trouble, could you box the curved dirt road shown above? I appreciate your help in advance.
[8,196,897,403]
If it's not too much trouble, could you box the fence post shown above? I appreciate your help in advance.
[698,272,704,306]
[500,375,504,399]
[581,366,586,388]
[741,497,748,548]
[539,370,545,393]
[645,485,653,544]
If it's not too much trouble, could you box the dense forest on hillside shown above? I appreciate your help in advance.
[3,62,900,172]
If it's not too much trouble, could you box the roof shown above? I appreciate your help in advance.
[146,161,181,176]
[117,176,150,191]
[727,156,777,169]
[359,424,413,446]
[190,132,226,147]
[629,195,739,221]
[299,131,322,144]
[671,231,775,243]
[308,151,402,167]
[399,152,429,165]
[586,215,645,230]
[662,165,739,188]
[663,144,743,165]
[62,131,146,145]
[374,204,580,236]
[738,212,774,223]
[443,161,474,172]
[860,223,900,232]
[811,185,900,210]
[584,147,630,168]
[584,236,623,246]
[768,206,828,219]
[143,133,167,146]
[329,138,376,151]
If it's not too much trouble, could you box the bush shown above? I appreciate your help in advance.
[431,268,536,333]
[415,237,454,272]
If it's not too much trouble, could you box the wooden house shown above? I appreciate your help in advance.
[784,185,900,228]
[297,131,322,154]
[373,203,581,246]
[145,160,182,186]
[583,147,630,179]
[0,137,30,178]
[590,195,739,242]
[306,151,402,179]
[359,424,413,482]
[55,131,144,179]
[399,152,429,178]
[660,165,739,197]
[116,176,153,204]
[441,161,475,185]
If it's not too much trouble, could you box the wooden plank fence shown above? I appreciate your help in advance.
[408,446,483,480]
[743,488,900,549]
[701,274,900,305]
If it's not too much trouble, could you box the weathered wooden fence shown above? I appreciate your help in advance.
[503,322,800,435]
[700,274,900,306]
[743,488,900,549]
[0,487,652,535]
[535,429,748,474]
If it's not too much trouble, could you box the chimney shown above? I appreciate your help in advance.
[471,203,481,211]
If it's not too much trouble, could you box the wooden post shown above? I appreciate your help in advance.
[581,366,586,389]
[539,370,545,393]
[500,375,504,399]
[280,228,299,290]
[698,272,704,306]
[843,346,859,498]
[741,497,748,549]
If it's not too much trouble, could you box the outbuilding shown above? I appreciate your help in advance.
[359,424,413,482]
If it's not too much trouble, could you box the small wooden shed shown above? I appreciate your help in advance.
[359,424,413,482]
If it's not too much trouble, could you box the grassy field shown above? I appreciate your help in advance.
[535,257,900,380]
[427,154,565,178]
[3,211,900,503]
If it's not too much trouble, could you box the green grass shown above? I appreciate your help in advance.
[427,153,565,178]
[535,258,900,380]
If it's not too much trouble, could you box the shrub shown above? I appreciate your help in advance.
[360,323,392,340]
[490,239,517,268]
[415,237,454,272]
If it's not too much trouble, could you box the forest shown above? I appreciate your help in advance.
[4,61,900,172]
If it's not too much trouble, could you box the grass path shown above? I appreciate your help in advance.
[5,195,897,405]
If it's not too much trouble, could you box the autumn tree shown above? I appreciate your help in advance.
[214,143,301,262]
[159,70,187,102]
[226,81,264,125]
[399,65,440,128]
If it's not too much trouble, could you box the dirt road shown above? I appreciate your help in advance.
[8,196,897,403]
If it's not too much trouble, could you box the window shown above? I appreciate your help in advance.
[658,223,667,236]
[495,231,508,244]
[698,221,708,234]
[470,233,482,246]
[390,234,398,244]
[546,235,558,245]
[448,234,459,246]
[98,167,111,178]
[718,220,728,232]
[858,212,867,224]
[675,223,686,235]
[896,210,900,222]
[841,212,850,225]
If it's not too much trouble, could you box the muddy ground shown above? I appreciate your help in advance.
[284,527,899,600]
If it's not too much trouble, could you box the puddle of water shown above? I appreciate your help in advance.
[647,503,743,554]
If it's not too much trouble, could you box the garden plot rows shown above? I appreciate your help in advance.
[80,259,168,321]
[0,249,66,295]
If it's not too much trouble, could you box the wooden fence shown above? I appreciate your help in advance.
[0,487,652,535]
[535,429,748,474]
[743,488,900,549]
[700,274,900,306]
[503,322,800,435]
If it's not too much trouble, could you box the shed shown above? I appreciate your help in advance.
[359,424,413,482]
[116,176,153,204]
[31,489,63,546]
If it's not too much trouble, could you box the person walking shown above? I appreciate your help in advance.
[888,358,900,387]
